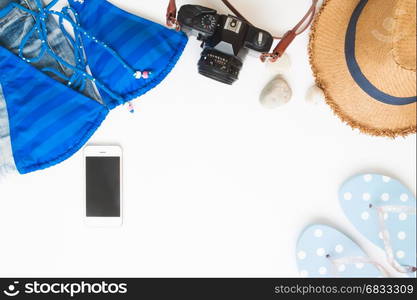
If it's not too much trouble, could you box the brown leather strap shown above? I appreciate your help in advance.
[166,0,179,29]
[166,0,319,62]
[263,0,318,62]
[220,0,249,23]
[260,30,297,62]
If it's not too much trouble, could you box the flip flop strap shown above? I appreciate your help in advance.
[371,204,417,274]
[328,255,389,277]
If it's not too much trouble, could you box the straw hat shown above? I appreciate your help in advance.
[310,0,416,137]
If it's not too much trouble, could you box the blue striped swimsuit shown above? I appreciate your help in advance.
[0,0,187,175]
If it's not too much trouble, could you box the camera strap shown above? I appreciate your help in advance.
[166,0,319,62]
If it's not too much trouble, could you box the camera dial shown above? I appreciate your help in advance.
[201,15,217,31]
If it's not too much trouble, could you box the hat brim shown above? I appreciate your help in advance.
[309,0,416,137]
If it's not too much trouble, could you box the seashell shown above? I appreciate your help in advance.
[306,85,325,104]
[259,76,292,109]
[265,53,292,74]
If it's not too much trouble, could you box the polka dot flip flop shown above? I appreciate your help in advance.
[339,174,416,277]
[296,224,387,277]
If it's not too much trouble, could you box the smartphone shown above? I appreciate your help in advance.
[84,145,123,226]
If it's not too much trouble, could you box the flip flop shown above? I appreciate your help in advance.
[296,224,386,277]
[339,174,416,277]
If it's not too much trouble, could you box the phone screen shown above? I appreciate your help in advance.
[86,157,120,217]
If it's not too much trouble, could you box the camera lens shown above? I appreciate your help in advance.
[198,48,243,85]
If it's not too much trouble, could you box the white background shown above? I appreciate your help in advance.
[0,0,415,277]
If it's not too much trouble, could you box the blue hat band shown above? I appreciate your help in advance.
[345,0,416,106]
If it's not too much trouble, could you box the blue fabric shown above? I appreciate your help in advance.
[0,0,101,102]
[0,46,108,174]
[345,0,416,106]
[69,0,188,109]
[0,0,187,175]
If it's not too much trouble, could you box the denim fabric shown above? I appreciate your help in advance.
[0,82,16,175]
[0,0,102,175]
[0,0,101,101]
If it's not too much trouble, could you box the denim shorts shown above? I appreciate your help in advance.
[0,0,101,175]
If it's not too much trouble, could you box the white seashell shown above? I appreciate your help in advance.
[306,85,325,104]
[265,53,291,74]
[260,76,292,109]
